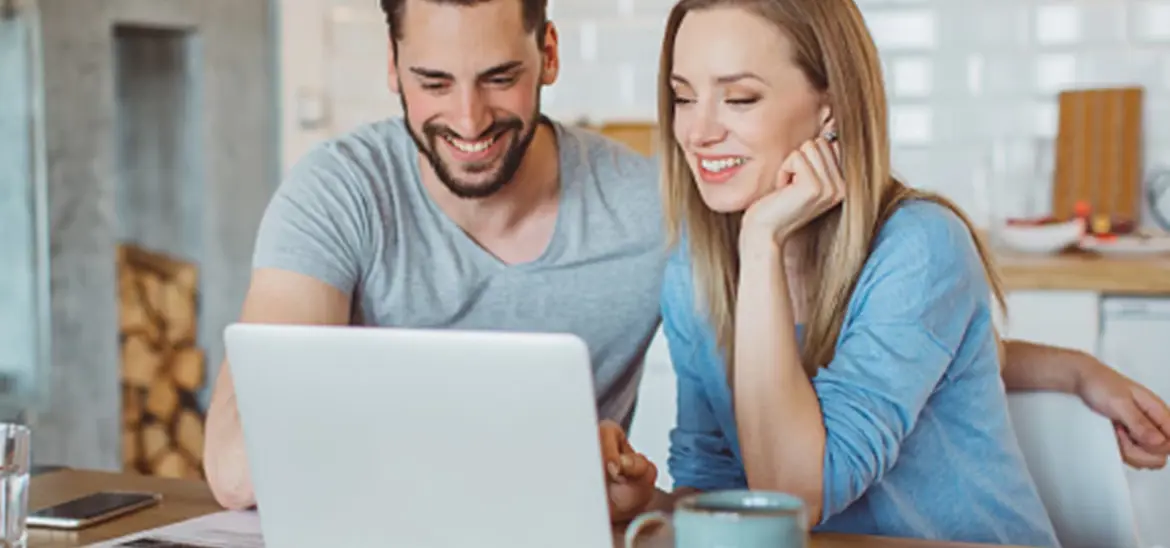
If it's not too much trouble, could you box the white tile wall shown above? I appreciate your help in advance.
[282,0,1170,224]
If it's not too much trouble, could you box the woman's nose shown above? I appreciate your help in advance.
[686,105,725,148]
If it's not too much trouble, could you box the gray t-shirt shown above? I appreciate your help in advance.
[252,117,666,426]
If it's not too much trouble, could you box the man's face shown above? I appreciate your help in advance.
[390,0,558,199]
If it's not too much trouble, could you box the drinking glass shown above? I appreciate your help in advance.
[0,424,30,548]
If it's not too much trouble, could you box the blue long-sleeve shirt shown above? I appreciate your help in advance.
[660,200,1061,547]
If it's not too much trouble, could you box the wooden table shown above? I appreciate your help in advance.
[26,469,1022,547]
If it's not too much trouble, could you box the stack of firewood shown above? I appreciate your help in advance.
[117,244,207,479]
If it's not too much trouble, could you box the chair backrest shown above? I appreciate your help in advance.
[627,327,678,492]
[1007,391,1144,548]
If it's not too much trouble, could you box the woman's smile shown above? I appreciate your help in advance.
[694,153,750,184]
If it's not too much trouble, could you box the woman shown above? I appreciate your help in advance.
[628,0,1061,544]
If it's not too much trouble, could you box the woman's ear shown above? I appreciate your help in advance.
[818,104,835,134]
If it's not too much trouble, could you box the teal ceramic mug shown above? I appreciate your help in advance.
[624,490,808,548]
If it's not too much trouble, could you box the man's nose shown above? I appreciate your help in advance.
[451,88,493,139]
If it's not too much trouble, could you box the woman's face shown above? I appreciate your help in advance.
[670,7,829,213]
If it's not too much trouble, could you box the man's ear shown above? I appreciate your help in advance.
[539,22,560,86]
[387,43,401,94]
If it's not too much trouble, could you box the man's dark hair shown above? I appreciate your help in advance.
[379,0,549,51]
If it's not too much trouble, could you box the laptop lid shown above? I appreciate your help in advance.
[224,323,614,548]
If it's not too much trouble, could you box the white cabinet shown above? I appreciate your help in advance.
[1000,291,1101,356]
[1099,297,1170,548]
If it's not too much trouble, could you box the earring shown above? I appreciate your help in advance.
[823,130,838,143]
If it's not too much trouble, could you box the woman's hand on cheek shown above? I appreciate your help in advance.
[741,136,844,247]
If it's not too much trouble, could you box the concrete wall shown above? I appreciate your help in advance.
[113,25,203,263]
[30,0,276,469]
[0,10,44,412]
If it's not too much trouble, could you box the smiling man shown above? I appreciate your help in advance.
[203,0,1170,517]
[203,0,666,516]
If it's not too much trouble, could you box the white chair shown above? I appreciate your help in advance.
[627,327,678,492]
[1007,391,1144,548]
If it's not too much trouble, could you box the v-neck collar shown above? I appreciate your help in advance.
[402,116,577,272]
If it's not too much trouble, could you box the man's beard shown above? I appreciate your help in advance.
[401,91,543,200]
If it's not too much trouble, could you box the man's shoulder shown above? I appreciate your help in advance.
[302,117,414,170]
[280,117,416,202]
[253,118,418,293]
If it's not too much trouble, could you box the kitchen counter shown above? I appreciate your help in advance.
[994,249,1170,294]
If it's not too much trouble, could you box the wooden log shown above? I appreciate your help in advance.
[142,423,169,464]
[172,265,197,296]
[120,244,199,285]
[122,335,161,388]
[139,273,164,320]
[171,347,205,392]
[118,271,148,335]
[118,244,207,478]
[145,377,179,421]
[175,408,204,463]
[153,450,192,479]
[118,271,161,344]
[122,385,143,429]
[162,282,197,346]
[122,429,139,469]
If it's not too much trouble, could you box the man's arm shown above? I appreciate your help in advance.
[202,269,353,509]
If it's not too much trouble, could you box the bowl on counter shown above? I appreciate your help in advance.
[995,217,1085,254]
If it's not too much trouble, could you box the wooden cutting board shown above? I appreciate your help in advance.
[1051,87,1145,223]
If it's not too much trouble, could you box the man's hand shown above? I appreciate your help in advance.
[599,420,657,523]
[1076,361,1170,469]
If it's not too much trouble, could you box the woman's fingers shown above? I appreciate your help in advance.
[799,140,831,193]
[800,138,843,207]
[815,137,845,199]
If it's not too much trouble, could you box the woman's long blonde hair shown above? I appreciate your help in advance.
[657,0,1006,375]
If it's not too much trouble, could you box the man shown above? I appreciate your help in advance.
[203,0,1170,519]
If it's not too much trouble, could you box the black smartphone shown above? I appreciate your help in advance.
[27,491,162,530]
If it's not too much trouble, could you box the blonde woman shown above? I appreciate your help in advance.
[632,0,1061,544]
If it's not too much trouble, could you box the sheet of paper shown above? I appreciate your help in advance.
[88,510,265,548]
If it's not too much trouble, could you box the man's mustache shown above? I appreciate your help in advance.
[424,118,523,142]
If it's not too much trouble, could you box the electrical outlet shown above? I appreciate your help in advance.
[0,372,16,396]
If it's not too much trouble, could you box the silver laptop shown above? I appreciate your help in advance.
[224,323,615,548]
